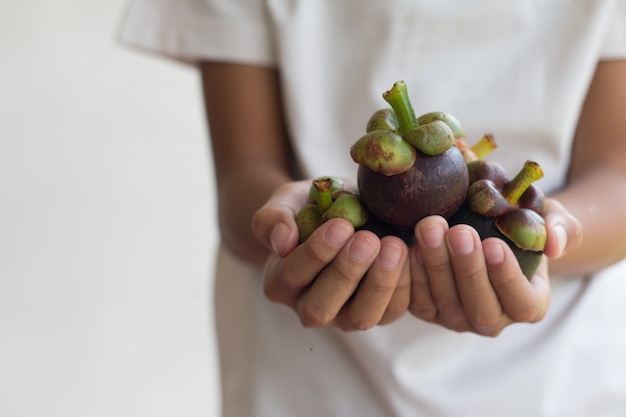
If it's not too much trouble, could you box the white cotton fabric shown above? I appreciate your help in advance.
[120,1,626,416]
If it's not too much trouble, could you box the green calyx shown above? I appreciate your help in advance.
[322,193,369,226]
[295,176,369,243]
[353,81,464,174]
[382,82,463,154]
[350,130,417,176]
[295,204,323,243]
[467,179,512,217]
[495,208,547,252]
[403,120,455,156]
[416,111,466,141]
[467,160,547,252]
[366,108,399,133]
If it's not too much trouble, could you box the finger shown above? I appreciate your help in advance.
[379,243,411,325]
[542,199,583,258]
[251,180,310,256]
[483,238,551,323]
[414,217,465,322]
[296,230,380,328]
[408,245,437,322]
[446,225,504,333]
[263,218,354,307]
[338,236,409,330]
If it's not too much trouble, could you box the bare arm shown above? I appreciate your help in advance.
[201,61,411,330]
[201,62,293,266]
[549,59,626,276]
[407,61,625,336]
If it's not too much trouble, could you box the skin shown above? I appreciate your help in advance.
[201,59,626,336]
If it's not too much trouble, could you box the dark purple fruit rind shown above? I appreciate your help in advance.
[448,204,543,280]
[357,145,469,228]
[357,214,416,246]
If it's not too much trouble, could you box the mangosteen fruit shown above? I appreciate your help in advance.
[295,176,370,243]
[448,160,547,279]
[350,81,469,229]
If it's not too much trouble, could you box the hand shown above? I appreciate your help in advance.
[252,180,411,331]
[541,198,583,260]
[408,198,582,337]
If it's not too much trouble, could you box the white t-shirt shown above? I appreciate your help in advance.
[120,1,626,416]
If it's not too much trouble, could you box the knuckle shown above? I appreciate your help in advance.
[381,302,408,324]
[363,278,397,295]
[262,283,280,303]
[345,316,377,331]
[250,207,268,238]
[262,282,283,304]
[332,265,363,288]
[409,301,437,321]
[262,264,301,303]
[425,257,452,275]
[476,326,504,338]
[380,289,410,325]
[445,319,473,334]
[469,314,504,335]
[276,264,303,291]
[306,239,338,265]
[298,301,334,328]
[435,298,463,316]
[508,294,545,322]
[510,303,541,323]
[458,265,486,285]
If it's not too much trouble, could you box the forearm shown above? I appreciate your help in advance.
[217,161,293,267]
[549,166,626,277]
[200,62,295,266]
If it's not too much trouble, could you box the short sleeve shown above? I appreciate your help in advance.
[118,0,276,66]
[600,1,626,59]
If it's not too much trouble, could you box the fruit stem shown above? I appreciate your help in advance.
[455,138,478,163]
[502,160,544,206]
[313,178,334,212]
[470,133,497,159]
[382,81,417,135]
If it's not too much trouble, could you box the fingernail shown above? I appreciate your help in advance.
[270,222,290,254]
[450,229,475,256]
[421,224,444,249]
[555,224,567,256]
[379,243,403,269]
[349,236,377,262]
[324,222,352,248]
[484,241,505,265]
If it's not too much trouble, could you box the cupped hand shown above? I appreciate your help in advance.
[541,198,583,259]
[408,197,582,337]
[408,216,549,336]
[252,180,411,331]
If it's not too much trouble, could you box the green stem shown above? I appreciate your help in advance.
[470,133,497,160]
[382,81,417,135]
[313,178,334,212]
[455,138,478,163]
[502,160,544,205]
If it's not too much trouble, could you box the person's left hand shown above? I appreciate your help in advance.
[407,198,581,336]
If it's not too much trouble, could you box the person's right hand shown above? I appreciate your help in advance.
[252,180,411,331]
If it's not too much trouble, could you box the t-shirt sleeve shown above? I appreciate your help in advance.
[600,1,626,59]
[118,0,276,66]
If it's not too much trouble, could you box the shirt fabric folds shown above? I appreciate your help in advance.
[120,1,626,416]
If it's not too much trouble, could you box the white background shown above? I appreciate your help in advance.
[0,1,221,416]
